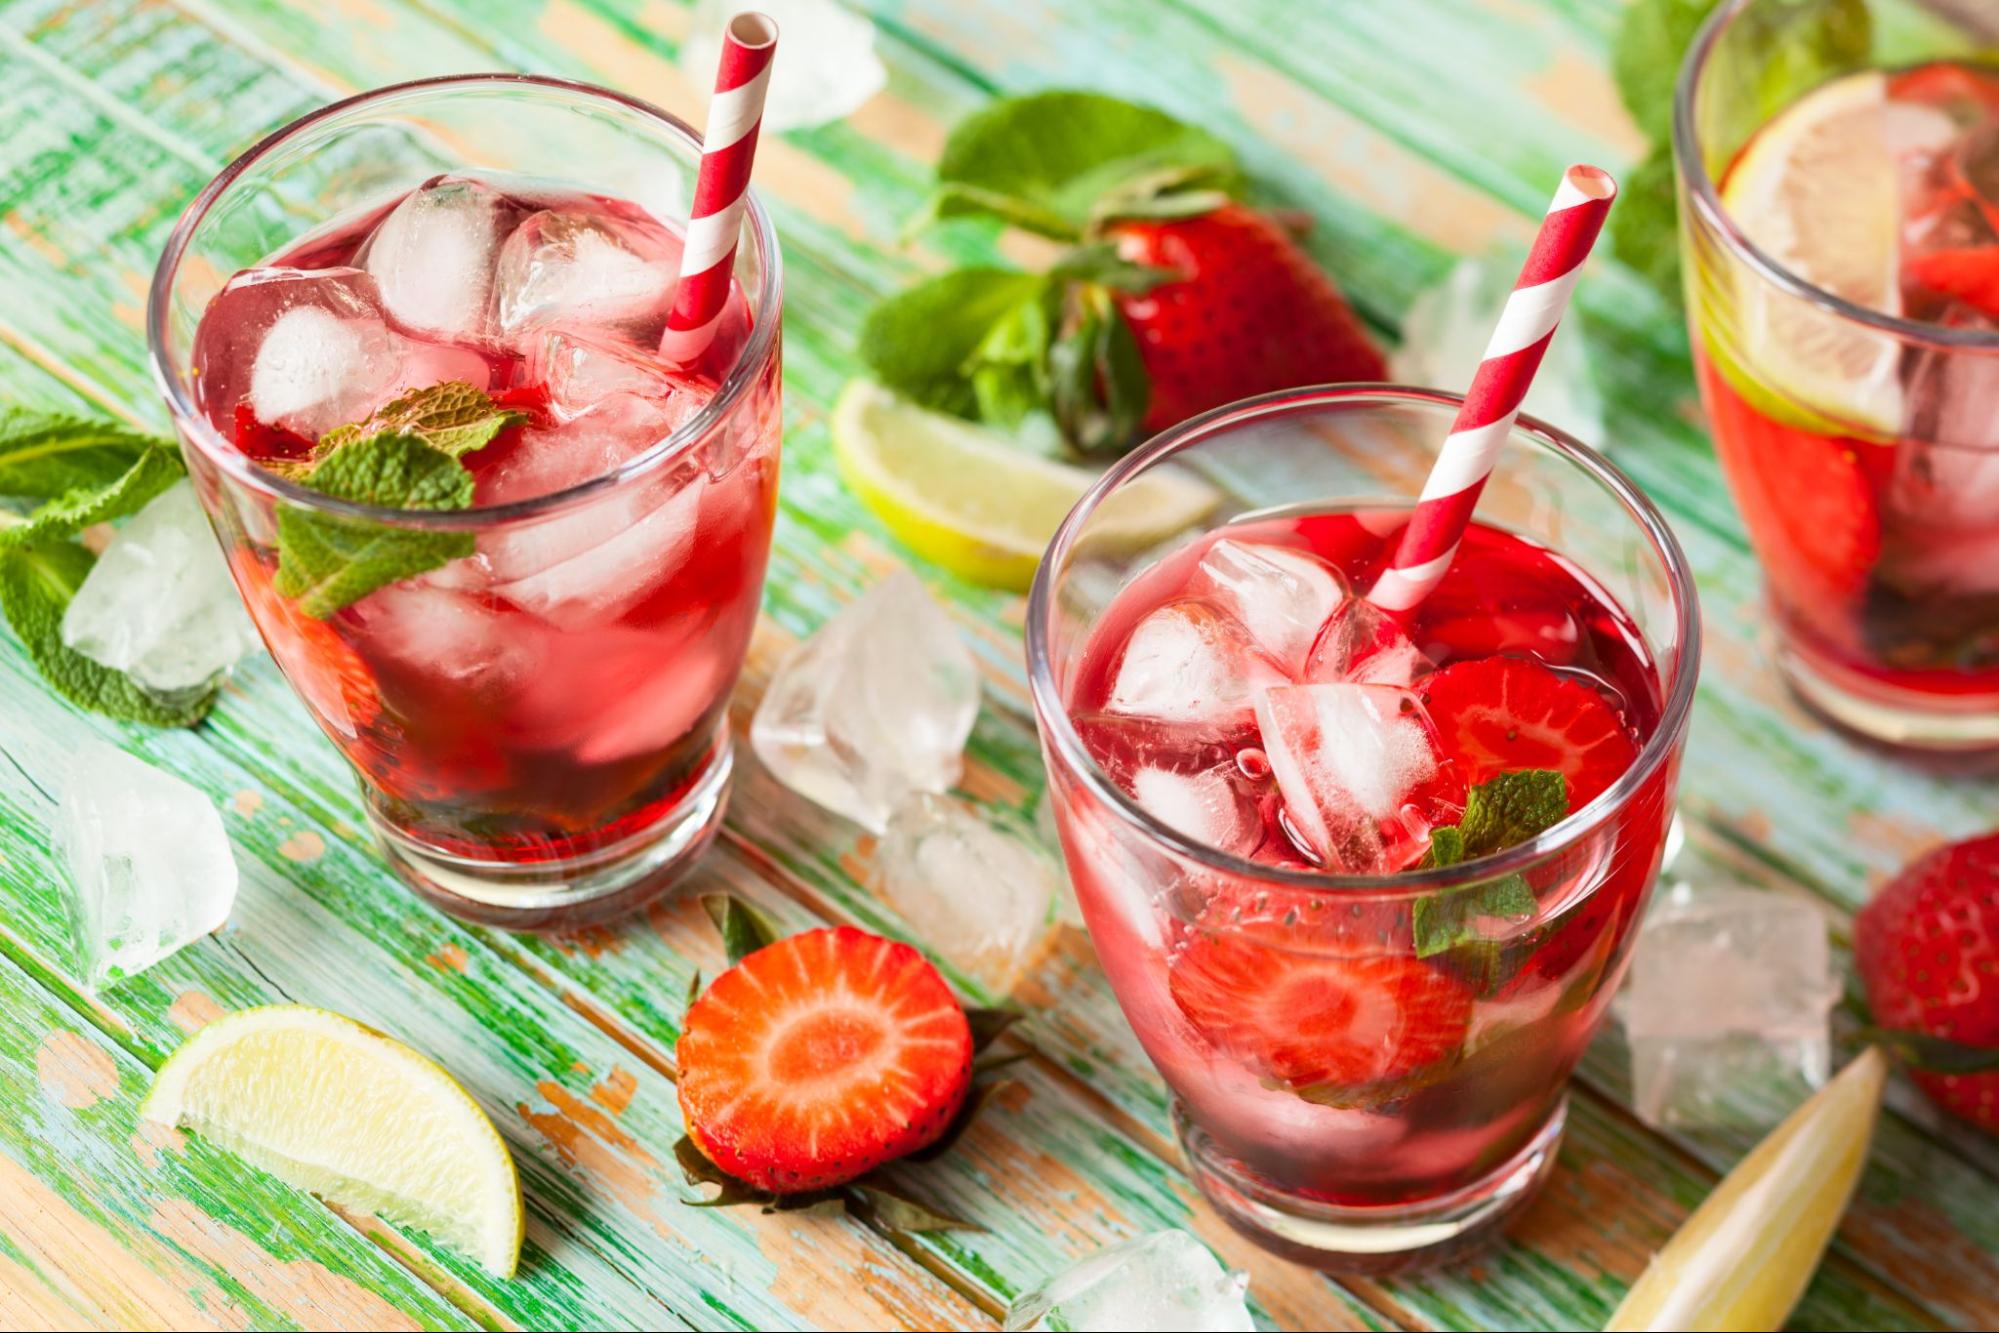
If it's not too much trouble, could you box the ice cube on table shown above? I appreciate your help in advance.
[1186,539,1346,673]
[1128,764,1262,858]
[1393,250,1604,444]
[751,572,980,832]
[476,416,709,630]
[191,266,492,440]
[878,793,1055,994]
[495,209,677,345]
[361,174,516,343]
[1003,1230,1253,1332]
[1254,682,1455,873]
[1621,883,1841,1130]
[55,741,238,992]
[1107,600,1285,726]
[1304,596,1431,687]
[683,0,887,133]
[60,481,261,694]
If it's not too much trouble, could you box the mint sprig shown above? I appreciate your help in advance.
[0,407,218,727]
[1411,771,1569,966]
[270,381,516,619]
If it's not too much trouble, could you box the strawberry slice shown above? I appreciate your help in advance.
[228,551,381,739]
[1419,656,1637,810]
[1170,898,1472,1091]
[1906,247,1999,321]
[677,926,974,1192]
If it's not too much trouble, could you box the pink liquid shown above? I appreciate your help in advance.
[1051,512,1672,1203]
[188,174,779,885]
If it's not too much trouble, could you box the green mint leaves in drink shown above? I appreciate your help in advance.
[1410,770,1569,963]
[271,381,520,619]
[0,407,216,726]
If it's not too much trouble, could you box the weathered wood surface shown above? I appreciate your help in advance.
[1,0,1996,1328]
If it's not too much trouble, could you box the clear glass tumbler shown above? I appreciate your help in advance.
[1026,387,1698,1272]
[1676,0,1999,750]
[148,75,782,929]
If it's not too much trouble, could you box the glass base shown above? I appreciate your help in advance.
[1778,642,1999,757]
[1175,1098,1565,1275]
[367,740,733,932]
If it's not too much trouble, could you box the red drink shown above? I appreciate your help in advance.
[1678,30,1999,747]
[1027,388,1695,1271]
[150,80,781,928]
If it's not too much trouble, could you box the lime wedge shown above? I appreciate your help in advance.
[1606,1047,1887,1331]
[141,1005,524,1277]
[1710,71,1953,434]
[832,379,1220,591]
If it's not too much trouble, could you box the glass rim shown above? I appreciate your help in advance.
[144,71,783,532]
[1023,383,1703,899]
[1672,0,1999,354]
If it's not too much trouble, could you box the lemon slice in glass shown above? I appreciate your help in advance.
[1607,1047,1887,1331]
[832,379,1220,591]
[142,1005,524,1277]
[1712,71,1954,434]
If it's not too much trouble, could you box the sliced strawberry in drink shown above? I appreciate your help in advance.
[231,401,318,464]
[1906,246,1999,320]
[676,926,974,1193]
[1169,916,1472,1092]
[1419,656,1637,809]
[228,551,381,739]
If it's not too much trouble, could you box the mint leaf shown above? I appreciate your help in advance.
[857,268,1050,420]
[0,442,184,551]
[1608,145,1682,301]
[1049,284,1149,456]
[1411,875,1537,960]
[918,91,1243,240]
[0,409,173,500]
[967,291,1052,429]
[314,381,524,460]
[1612,0,1720,142]
[1424,825,1467,869]
[0,542,215,726]
[1456,770,1569,857]
[273,433,474,618]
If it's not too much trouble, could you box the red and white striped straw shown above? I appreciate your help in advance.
[1366,164,1617,613]
[659,12,778,367]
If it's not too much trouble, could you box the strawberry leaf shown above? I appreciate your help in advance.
[1858,1027,1999,1074]
[907,1078,1012,1164]
[963,1005,1024,1053]
[1049,285,1149,456]
[915,91,1243,241]
[701,892,783,965]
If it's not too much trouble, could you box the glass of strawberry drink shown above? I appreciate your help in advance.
[1027,387,1699,1271]
[1678,0,1999,751]
[147,76,782,929]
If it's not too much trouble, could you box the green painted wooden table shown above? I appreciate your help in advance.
[3,1,1997,1329]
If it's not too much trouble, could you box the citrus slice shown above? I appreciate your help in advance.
[832,379,1220,591]
[1606,1047,1887,1331]
[141,1005,524,1277]
[1713,71,1954,434]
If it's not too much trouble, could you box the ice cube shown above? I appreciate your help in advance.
[1003,1231,1253,1333]
[55,741,238,991]
[1186,540,1345,673]
[349,579,542,692]
[508,619,727,764]
[361,175,515,343]
[477,419,708,630]
[60,481,261,694]
[1893,327,1999,533]
[750,571,980,833]
[1255,683,1457,873]
[1128,765,1262,858]
[1621,884,1841,1130]
[494,209,678,344]
[877,793,1055,993]
[682,0,887,133]
[1107,601,1285,726]
[1393,249,1604,444]
[1304,597,1432,687]
[529,326,712,431]
[191,266,492,440]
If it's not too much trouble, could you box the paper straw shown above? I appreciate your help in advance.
[1366,164,1617,612]
[660,11,778,366]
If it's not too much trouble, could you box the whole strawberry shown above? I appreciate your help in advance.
[1856,833,1999,1131]
[1107,204,1385,437]
[859,91,1385,457]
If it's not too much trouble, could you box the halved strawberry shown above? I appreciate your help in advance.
[676,927,974,1192]
[1171,934,1471,1092]
[227,551,381,738]
[1419,656,1637,810]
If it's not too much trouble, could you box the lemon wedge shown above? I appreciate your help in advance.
[142,1005,524,1277]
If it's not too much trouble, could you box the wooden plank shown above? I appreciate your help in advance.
[0,949,477,1332]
